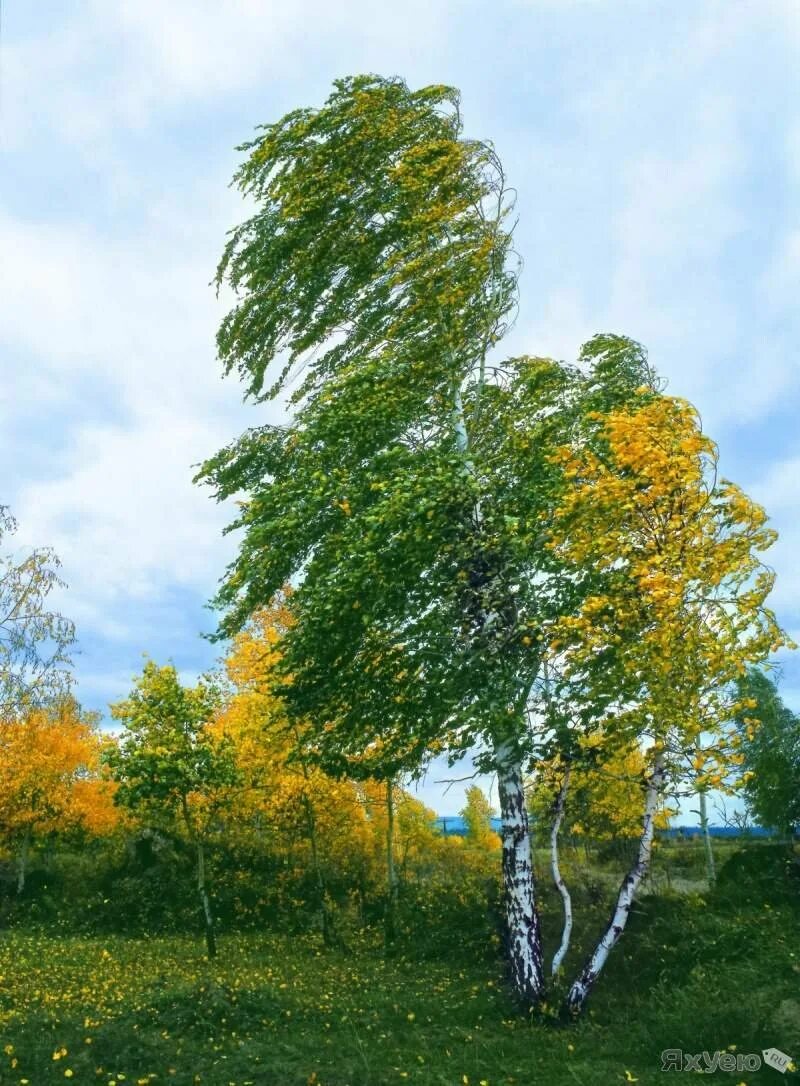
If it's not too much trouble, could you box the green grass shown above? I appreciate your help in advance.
[0,848,797,1085]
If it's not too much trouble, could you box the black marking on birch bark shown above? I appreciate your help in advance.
[497,747,545,1006]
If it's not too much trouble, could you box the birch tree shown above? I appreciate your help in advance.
[0,506,74,715]
[196,75,614,1006]
[197,75,754,1009]
[547,392,788,1012]
[528,738,674,977]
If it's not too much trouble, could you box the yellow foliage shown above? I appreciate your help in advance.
[529,741,674,842]
[547,395,788,770]
[0,700,119,854]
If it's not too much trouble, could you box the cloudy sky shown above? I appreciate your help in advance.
[2,1,798,814]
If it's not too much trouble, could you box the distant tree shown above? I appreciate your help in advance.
[0,696,115,893]
[107,662,240,958]
[735,669,800,838]
[215,598,361,948]
[0,506,74,715]
[460,785,499,850]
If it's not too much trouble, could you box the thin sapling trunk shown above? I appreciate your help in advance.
[196,840,217,960]
[565,754,665,1014]
[385,777,399,949]
[16,828,31,896]
[549,764,573,976]
[182,797,217,959]
[301,791,339,948]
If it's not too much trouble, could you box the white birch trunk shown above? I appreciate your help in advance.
[496,740,545,1006]
[550,765,573,976]
[565,754,665,1013]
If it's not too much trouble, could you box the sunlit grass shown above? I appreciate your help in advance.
[1,851,797,1086]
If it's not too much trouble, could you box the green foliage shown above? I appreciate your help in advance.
[195,73,789,1013]
[196,76,666,780]
[106,661,239,832]
[736,669,800,835]
[213,75,516,407]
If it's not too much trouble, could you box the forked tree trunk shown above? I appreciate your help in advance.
[16,829,31,896]
[565,754,665,1014]
[196,840,217,959]
[550,765,573,976]
[495,740,545,1007]
[385,778,399,949]
[698,788,716,885]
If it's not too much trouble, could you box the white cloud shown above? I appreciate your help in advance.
[3,0,456,163]
[761,230,800,314]
[746,456,800,619]
[0,199,263,645]
[749,455,800,514]
[0,205,235,414]
[3,0,799,799]
[14,409,236,604]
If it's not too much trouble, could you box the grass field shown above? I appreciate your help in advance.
[0,846,797,1086]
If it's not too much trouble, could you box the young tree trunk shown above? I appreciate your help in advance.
[385,777,399,949]
[565,755,665,1014]
[301,793,338,948]
[181,799,217,959]
[697,788,716,885]
[495,740,545,1007]
[196,840,217,960]
[16,829,31,896]
[550,765,573,976]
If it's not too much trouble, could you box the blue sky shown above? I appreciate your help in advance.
[1,1,798,815]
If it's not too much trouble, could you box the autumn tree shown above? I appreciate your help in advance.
[460,785,500,851]
[217,603,444,946]
[216,599,371,947]
[107,662,239,959]
[0,506,75,715]
[196,76,656,1007]
[0,696,115,894]
[546,392,788,1012]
